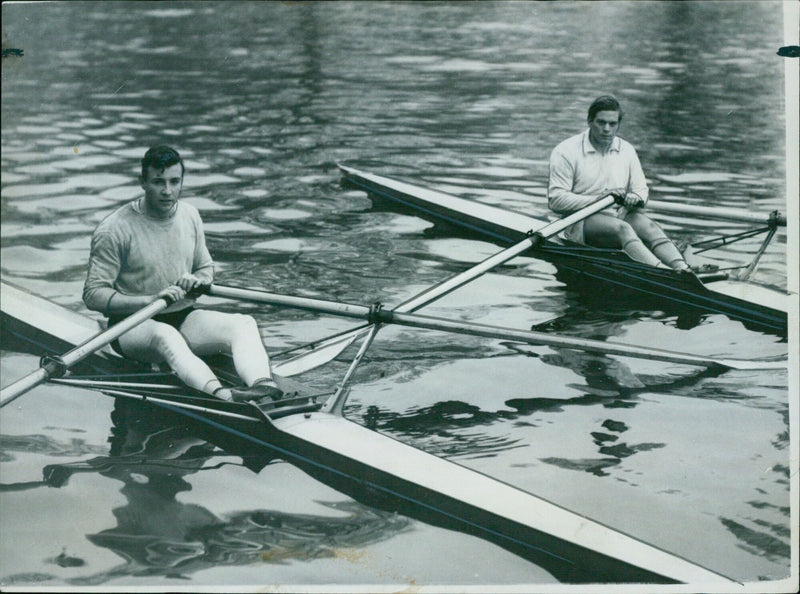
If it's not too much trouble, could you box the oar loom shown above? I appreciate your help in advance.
[208,284,785,371]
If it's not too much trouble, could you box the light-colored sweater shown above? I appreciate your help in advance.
[83,199,214,315]
[547,129,649,242]
[548,129,649,212]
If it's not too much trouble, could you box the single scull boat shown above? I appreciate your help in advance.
[339,165,790,336]
[0,279,738,585]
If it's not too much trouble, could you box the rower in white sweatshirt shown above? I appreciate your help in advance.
[83,145,282,402]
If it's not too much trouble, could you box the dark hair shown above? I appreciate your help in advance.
[587,95,623,123]
[141,145,185,179]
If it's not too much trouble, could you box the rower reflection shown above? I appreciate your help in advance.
[41,398,409,582]
[499,298,724,476]
[527,294,719,391]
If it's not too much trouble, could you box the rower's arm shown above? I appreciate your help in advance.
[627,148,649,206]
[548,150,599,214]
[83,231,122,315]
[83,232,166,316]
[191,214,214,284]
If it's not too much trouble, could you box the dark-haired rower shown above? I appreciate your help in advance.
[83,145,282,401]
[548,95,690,271]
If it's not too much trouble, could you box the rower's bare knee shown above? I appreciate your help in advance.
[617,221,638,242]
[585,215,637,248]
[607,219,638,248]
[626,213,664,242]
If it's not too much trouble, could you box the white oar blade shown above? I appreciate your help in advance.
[273,330,365,376]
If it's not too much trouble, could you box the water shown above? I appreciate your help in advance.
[0,1,794,589]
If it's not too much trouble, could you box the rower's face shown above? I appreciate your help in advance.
[588,110,621,147]
[141,163,183,217]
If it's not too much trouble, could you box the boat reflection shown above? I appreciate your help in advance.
[38,394,662,584]
[549,267,710,332]
[40,398,410,584]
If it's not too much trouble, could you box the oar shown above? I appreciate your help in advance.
[262,193,619,369]
[208,285,786,371]
[393,192,618,312]
[100,388,262,422]
[0,297,172,408]
[646,200,786,227]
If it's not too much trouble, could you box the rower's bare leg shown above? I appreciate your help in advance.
[582,214,664,267]
[180,310,275,387]
[116,321,223,395]
[624,212,690,270]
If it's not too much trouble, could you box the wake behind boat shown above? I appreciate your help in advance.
[0,279,739,585]
[339,165,789,336]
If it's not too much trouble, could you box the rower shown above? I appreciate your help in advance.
[548,95,691,271]
[83,145,283,402]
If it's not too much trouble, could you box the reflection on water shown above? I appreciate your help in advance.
[21,399,409,585]
[540,414,668,478]
[81,500,407,585]
[0,0,792,585]
[0,433,108,464]
[363,401,528,461]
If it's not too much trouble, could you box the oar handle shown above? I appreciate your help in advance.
[209,284,370,317]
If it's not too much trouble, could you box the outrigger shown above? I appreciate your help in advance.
[0,187,785,585]
[339,165,790,336]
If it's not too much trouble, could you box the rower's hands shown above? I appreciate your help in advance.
[157,275,210,305]
[176,274,211,297]
[176,273,204,292]
[610,189,645,209]
[157,285,186,306]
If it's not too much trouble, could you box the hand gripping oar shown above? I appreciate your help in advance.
[0,296,173,408]
[208,285,786,371]
[269,193,619,373]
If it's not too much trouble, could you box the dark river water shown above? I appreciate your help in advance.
[0,1,794,589]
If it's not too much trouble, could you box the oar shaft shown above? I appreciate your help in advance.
[0,369,51,407]
[647,200,786,227]
[60,299,169,367]
[209,285,371,318]
[387,312,783,370]
[209,284,784,370]
[397,194,616,313]
[383,311,722,368]
[211,197,617,319]
[0,297,170,407]
[244,191,616,380]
